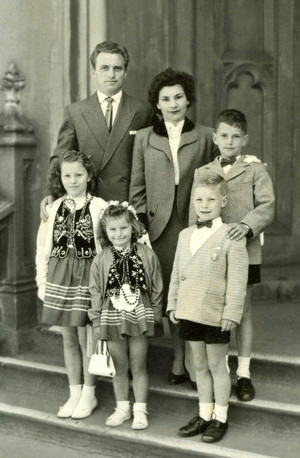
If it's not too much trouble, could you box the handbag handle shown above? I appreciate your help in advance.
[95,340,109,356]
[97,340,112,368]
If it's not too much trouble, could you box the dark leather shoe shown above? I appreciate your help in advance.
[236,377,255,401]
[168,371,189,385]
[202,419,228,443]
[190,380,197,390]
[178,415,210,437]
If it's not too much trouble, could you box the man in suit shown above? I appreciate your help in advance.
[41,41,152,218]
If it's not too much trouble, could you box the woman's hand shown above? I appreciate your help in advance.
[40,195,54,222]
[221,319,237,331]
[169,311,179,325]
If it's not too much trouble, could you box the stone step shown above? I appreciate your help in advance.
[17,324,300,408]
[0,356,299,457]
[254,265,300,300]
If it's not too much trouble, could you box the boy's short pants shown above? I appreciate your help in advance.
[179,319,230,344]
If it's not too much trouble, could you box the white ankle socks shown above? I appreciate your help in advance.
[214,404,228,423]
[132,402,148,429]
[199,402,214,421]
[117,400,130,412]
[237,356,251,379]
[57,384,82,418]
[71,385,97,419]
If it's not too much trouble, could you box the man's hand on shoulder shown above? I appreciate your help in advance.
[40,195,53,221]
[226,223,250,241]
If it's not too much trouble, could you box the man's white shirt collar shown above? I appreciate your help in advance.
[97,89,123,104]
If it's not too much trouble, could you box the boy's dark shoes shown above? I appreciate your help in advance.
[202,419,228,443]
[168,371,189,385]
[236,377,255,401]
[178,415,210,437]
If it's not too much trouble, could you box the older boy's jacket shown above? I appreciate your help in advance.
[189,156,275,264]
[167,224,248,326]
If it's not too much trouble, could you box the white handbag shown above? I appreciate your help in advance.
[88,340,116,377]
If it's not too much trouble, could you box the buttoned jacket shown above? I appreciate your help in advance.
[129,118,217,242]
[167,224,248,326]
[189,156,275,264]
[53,92,152,201]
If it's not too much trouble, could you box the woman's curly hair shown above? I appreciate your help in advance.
[148,67,195,114]
[99,202,145,247]
[48,150,97,199]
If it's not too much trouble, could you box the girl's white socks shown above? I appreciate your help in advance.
[57,384,82,418]
[71,384,97,419]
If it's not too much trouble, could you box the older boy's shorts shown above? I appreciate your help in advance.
[179,319,230,344]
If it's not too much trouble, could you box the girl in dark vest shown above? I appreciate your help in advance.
[36,150,106,419]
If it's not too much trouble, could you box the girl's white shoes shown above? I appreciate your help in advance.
[105,402,148,429]
[132,403,148,430]
[57,384,82,418]
[57,384,97,419]
[105,407,131,426]
[72,385,97,419]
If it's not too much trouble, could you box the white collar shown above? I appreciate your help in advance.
[195,216,223,228]
[165,119,185,134]
[97,89,123,104]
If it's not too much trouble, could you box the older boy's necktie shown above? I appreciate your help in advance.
[104,97,114,132]
[196,220,213,229]
[220,157,236,167]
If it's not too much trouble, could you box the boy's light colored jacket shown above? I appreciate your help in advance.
[35,196,106,301]
[167,224,248,326]
[189,156,275,264]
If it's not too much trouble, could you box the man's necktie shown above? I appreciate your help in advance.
[196,220,213,229]
[104,97,114,132]
[220,157,236,167]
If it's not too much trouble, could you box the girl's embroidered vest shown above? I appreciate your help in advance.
[51,201,96,259]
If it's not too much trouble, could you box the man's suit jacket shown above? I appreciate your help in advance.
[189,156,275,264]
[129,118,218,242]
[53,92,152,201]
[167,224,248,327]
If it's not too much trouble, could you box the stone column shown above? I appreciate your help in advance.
[0,63,37,355]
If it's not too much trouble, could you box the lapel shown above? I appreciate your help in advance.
[225,155,250,181]
[100,92,136,171]
[200,156,250,181]
[200,156,225,176]
[150,117,196,163]
[82,93,109,152]
[178,118,198,150]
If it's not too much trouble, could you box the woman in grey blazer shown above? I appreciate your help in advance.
[129,68,218,385]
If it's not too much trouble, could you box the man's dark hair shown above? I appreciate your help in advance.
[90,41,129,70]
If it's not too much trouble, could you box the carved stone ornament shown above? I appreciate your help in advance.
[0,62,33,133]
